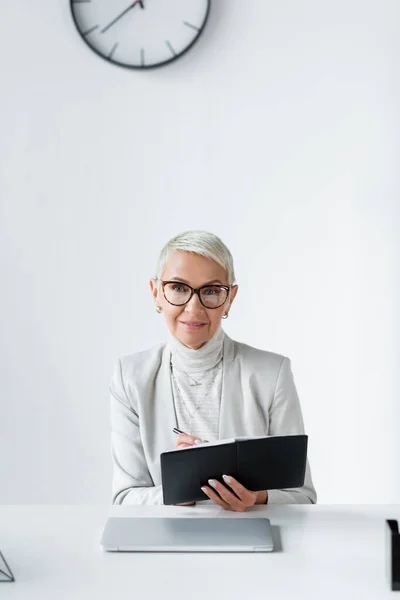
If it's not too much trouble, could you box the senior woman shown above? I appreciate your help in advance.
[110,230,317,509]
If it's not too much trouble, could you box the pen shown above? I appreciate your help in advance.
[173,428,207,444]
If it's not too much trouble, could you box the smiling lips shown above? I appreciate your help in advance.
[180,321,207,329]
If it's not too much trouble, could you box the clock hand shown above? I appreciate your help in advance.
[100,0,144,34]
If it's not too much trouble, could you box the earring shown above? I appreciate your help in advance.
[222,313,228,319]
[156,306,163,314]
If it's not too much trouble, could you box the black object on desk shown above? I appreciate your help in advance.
[161,434,308,505]
[0,550,15,582]
[386,520,400,591]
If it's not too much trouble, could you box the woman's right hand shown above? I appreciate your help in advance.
[174,432,203,451]
[174,433,203,506]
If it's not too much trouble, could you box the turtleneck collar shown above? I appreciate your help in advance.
[168,326,225,374]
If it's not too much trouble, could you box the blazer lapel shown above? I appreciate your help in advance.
[149,345,178,460]
[219,333,247,439]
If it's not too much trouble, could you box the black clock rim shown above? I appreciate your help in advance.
[69,0,211,70]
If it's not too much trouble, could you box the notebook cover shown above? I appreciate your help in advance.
[161,442,237,505]
[161,434,308,505]
[236,434,308,490]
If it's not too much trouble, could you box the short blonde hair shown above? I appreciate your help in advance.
[155,230,236,285]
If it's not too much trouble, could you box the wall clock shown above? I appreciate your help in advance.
[70,0,211,69]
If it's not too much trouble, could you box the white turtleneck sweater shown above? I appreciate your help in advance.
[168,326,224,442]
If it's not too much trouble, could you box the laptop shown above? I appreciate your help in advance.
[100,517,274,552]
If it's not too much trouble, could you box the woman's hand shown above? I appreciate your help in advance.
[201,475,268,512]
[174,432,203,451]
[174,433,203,506]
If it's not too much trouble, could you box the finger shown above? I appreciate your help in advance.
[174,442,194,450]
[222,475,257,505]
[207,479,247,511]
[201,485,231,511]
[175,433,202,447]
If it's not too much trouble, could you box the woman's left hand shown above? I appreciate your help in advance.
[201,475,268,512]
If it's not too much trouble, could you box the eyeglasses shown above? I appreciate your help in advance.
[159,280,230,309]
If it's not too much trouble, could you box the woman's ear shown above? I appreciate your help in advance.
[149,278,158,302]
[229,284,239,306]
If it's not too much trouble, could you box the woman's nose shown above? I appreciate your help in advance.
[185,291,204,311]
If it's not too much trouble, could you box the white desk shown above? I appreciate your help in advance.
[0,504,398,599]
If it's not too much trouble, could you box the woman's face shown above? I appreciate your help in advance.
[150,251,238,349]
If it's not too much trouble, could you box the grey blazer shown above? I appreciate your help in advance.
[109,331,317,505]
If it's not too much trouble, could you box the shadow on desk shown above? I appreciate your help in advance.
[271,526,283,552]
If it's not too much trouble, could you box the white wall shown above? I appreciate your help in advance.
[0,0,399,504]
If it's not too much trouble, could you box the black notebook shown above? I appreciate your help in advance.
[160,434,308,505]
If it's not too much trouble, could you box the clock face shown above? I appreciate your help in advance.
[70,0,211,69]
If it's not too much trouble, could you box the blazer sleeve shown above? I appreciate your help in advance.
[109,359,163,505]
[267,356,317,504]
